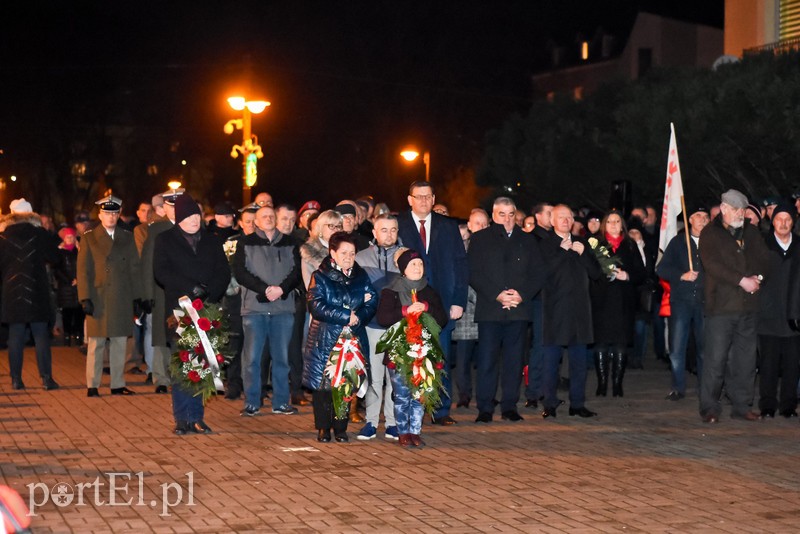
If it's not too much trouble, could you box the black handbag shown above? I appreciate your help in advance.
[638,278,658,314]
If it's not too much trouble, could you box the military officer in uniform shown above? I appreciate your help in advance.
[78,195,145,397]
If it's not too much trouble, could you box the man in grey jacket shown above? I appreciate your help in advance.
[354,213,404,440]
[232,206,302,416]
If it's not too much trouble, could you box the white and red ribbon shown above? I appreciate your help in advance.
[325,327,368,398]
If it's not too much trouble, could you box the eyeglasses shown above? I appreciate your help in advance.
[410,194,433,201]
[325,224,343,230]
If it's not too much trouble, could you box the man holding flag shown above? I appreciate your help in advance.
[656,124,709,401]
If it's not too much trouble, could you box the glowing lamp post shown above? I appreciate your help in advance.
[224,96,270,205]
[400,149,430,182]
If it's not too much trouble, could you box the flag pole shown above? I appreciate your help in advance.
[680,195,693,271]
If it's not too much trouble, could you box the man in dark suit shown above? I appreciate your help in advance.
[540,204,602,419]
[469,197,546,422]
[397,181,468,425]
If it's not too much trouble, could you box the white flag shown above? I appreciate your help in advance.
[659,123,684,254]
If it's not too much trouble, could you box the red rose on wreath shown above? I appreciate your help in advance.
[195,343,204,355]
[344,351,354,362]
[211,320,221,329]
[202,360,209,369]
[192,299,204,310]
[197,317,212,331]
[435,362,444,370]
[188,370,201,382]
[387,361,396,369]
[181,316,192,326]
[179,350,190,362]
[216,354,225,364]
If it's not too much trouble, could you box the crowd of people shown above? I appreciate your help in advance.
[3,181,800,445]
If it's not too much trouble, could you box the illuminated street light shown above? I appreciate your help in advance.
[167,180,182,191]
[400,148,430,182]
[225,96,270,205]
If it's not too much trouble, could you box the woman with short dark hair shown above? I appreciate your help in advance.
[302,232,377,442]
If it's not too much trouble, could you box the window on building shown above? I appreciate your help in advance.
[781,0,800,40]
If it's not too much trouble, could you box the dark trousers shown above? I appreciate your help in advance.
[7,322,52,380]
[62,306,85,341]
[700,313,757,418]
[312,388,348,434]
[171,386,203,423]
[669,299,704,394]
[476,321,526,414]
[431,322,454,419]
[757,334,800,413]
[525,297,544,402]
[542,343,588,410]
[225,312,244,392]
[455,339,477,402]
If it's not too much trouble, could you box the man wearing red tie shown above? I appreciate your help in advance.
[397,181,468,425]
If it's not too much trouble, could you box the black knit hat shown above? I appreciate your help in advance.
[397,248,422,275]
[175,194,201,223]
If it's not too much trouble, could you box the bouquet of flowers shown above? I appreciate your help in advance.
[587,237,622,280]
[169,297,231,405]
[376,290,446,414]
[222,239,240,296]
[324,326,368,420]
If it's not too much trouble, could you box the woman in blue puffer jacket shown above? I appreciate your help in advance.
[303,232,377,443]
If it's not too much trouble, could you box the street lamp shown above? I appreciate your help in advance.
[400,148,430,182]
[224,96,270,205]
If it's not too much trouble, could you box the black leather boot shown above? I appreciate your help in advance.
[594,351,609,396]
[611,350,627,397]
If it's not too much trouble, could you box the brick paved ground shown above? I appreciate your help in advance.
[1,345,800,533]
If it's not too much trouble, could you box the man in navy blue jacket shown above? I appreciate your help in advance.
[397,181,468,425]
[656,205,709,401]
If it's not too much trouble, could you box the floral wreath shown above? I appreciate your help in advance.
[169,297,231,405]
[376,290,446,414]
[324,326,368,420]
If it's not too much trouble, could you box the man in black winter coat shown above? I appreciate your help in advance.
[469,197,546,423]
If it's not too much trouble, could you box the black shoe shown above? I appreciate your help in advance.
[334,433,349,443]
[430,415,457,426]
[190,421,212,434]
[456,397,470,408]
[501,410,524,422]
[542,407,557,419]
[174,421,189,435]
[43,377,60,390]
[155,385,168,394]
[525,399,538,409]
[475,412,492,423]
[11,377,25,390]
[569,407,597,418]
[224,389,242,400]
[317,429,331,442]
[760,409,775,419]
[665,391,685,401]
[87,387,100,397]
[111,387,136,395]
[145,373,153,385]
[780,409,798,418]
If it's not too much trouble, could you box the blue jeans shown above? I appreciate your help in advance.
[7,322,52,379]
[171,385,203,423]
[242,313,294,409]
[525,298,544,401]
[542,344,588,410]
[668,299,704,394]
[476,321,527,414]
[432,322,454,419]
[389,368,424,435]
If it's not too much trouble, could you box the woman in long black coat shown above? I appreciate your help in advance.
[590,210,646,397]
[54,227,84,346]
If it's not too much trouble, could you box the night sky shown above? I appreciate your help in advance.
[0,1,724,215]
